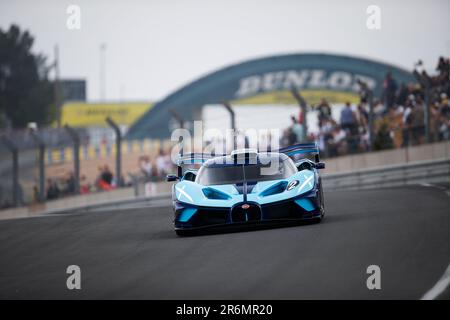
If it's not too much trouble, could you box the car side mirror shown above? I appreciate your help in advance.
[315,162,325,170]
[166,174,179,182]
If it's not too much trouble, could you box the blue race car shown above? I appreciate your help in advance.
[166,143,325,236]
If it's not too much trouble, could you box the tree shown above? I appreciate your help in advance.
[0,24,55,129]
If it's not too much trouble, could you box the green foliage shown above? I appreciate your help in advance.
[0,24,55,129]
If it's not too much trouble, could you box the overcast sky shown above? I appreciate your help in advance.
[1,0,449,102]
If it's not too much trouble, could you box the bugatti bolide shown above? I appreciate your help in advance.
[167,143,325,236]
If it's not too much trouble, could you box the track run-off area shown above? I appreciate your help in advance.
[0,185,449,299]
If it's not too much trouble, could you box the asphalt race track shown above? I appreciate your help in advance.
[0,185,449,299]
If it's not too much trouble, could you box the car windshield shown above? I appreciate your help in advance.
[195,154,297,186]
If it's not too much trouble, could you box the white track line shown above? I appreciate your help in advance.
[421,263,450,300]
[420,183,433,187]
[420,183,450,196]
[419,183,450,299]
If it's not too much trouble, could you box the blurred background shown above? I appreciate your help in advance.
[0,0,449,213]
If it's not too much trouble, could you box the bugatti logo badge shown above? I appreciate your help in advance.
[241,204,250,210]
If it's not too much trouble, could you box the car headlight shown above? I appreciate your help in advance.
[286,180,299,191]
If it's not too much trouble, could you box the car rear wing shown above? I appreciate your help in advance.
[277,142,324,167]
[175,152,226,178]
[176,153,224,166]
[170,144,323,180]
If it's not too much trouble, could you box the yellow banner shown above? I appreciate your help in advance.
[232,89,359,106]
[60,102,153,127]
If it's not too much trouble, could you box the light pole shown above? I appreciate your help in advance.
[30,129,46,202]
[357,79,374,151]
[413,69,431,143]
[100,43,107,100]
[169,108,185,129]
[105,117,123,187]
[1,137,19,207]
[169,109,185,178]
[290,87,308,141]
[222,102,237,150]
[53,45,61,128]
[64,125,80,194]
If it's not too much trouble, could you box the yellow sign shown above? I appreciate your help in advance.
[232,89,359,106]
[60,102,153,127]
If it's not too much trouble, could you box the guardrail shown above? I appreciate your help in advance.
[43,192,171,215]
[322,158,450,191]
[1,156,449,221]
[0,186,172,221]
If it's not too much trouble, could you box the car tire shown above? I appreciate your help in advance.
[310,183,325,224]
[311,217,322,223]
[318,181,325,219]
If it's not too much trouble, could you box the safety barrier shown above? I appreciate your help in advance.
[322,158,450,191]
[0,184,172,220]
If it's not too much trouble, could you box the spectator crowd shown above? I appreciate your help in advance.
[282,57,450,158]
[43,165,119,201]
[41,149,175,202]
[138,149,173,182]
